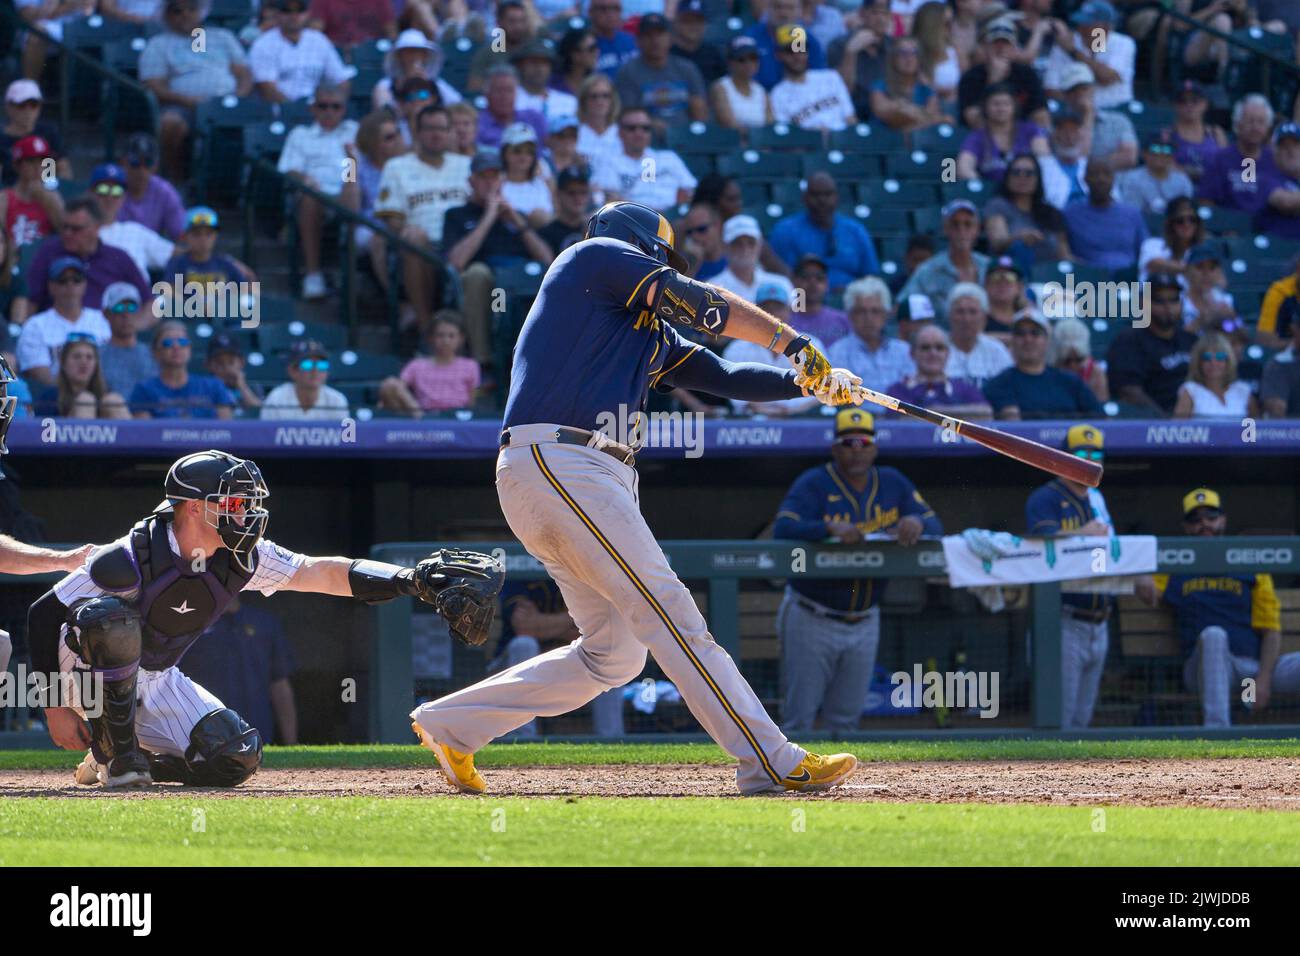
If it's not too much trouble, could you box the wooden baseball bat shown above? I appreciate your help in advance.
[850,384,1103,488]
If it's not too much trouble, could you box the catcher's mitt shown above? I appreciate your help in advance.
[412,549,504,647]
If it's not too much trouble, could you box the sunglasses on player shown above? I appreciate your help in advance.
[834,436,874,448]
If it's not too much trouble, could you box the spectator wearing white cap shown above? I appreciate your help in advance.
[897,199,989,322]
[308,0,397,48]
[500,123,555,228]
[590,106,697,211]
[711,215,789,304]
[1041,0,1135,110]
[1057,61,1137,171]
[17,257,111,388]
[250,0,356,104]
[372,29,464,114]
[99,282,158,399]
[0,79,67,187]
[827,277,915,392]
[277,81,360,299]
[722,280,824,416]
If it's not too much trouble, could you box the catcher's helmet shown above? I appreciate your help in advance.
[0,353,18,456]
[584,201,690,272]
[163,450,269,572]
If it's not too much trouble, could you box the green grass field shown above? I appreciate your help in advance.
[3,739,1298,866]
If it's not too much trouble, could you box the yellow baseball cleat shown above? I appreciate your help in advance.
[781,752,860,792]
[412,722,487,794]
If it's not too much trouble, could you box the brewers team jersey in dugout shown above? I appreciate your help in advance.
[503,237,701,432]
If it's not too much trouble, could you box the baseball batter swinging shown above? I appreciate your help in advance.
[29,449,502,788]
[411,201,864,795]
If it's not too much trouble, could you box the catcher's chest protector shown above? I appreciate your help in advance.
[118,515,253,671]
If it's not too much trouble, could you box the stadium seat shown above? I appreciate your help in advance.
[279,99,315,129]
[258,319,349,356]
[937,178,993,207]
[63,15,149,117]
[102,39,157,150]
[1225,234,1300,264]
[718,150,802,182]
[851,205,910,238]
[911,206,942,236]
[255,293,297,325]
[103,37,147,78]
[243,121,288,162]
[1197,205,1253,236]
[350,38,394,71]
[440,36,477,95]
[742,180,774,205]
[680,152,716,181]
[328,349,402,382]
[206,0,255,31]
[748,124,824,152]
[909,122,962,154]
[829,123,905,156]
[801,150,875,181]
[857,178,930,209]
[493,261,547,298]
[884,149,951,180]
[667,122,740,154]
[350,68,385,115]
[194,96,275,204]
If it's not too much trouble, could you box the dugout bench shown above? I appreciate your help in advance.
[367,537,1300,743]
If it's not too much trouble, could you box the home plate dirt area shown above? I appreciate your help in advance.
[3,758,1299,808]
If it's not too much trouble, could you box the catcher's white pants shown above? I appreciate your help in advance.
[59,637,223,757]
[411,431,805,793]
[1060,614,1108,730]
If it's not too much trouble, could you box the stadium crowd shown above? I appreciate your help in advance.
[1,0,1299,421]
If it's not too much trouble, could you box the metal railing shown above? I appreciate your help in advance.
[368,536,1300,743]
[244,156,458,351]
[0,6,160,160]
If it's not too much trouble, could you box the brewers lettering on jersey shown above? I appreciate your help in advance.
[411,200,865,795]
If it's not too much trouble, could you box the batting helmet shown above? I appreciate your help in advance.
[163,450,269,572]
[584,201,690,272]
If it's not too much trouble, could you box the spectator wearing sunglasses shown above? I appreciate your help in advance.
[1173,331,1256,419]
[250,0,355,104]
[1,134,64,253]
[1115,131,1194,215]
[99,283,158,399]
[118,133,188,242]
[206,332,265,414]
[278,82,360,300]
[16,257,111,388]
[140,0,253,181]
[129,320,236,419]
[0,80,66,188]
[33,334,130,420]
[91,164,176,280]
[1024,424,1115,729]
[983,308,1102,420]
[26,196,152,313]
[395,77,442,146]
[512,39,578,124]
[372,30,463,119]
[590,106,697,211]
[886,324,991,419]
[261,340,348,420]
[711,36,773,131]
[772,407,941,735]
[1138,196,1203,285]
[1136,488,1300,727]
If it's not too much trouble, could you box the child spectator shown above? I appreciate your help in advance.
[162,207,254,293]
[378,311,481,415]
[33,335,130,419]
[205,332,264,414]
[0,134,62,251]
[261,339,349,420]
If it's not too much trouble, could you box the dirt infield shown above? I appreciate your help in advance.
[3,758,1300,808]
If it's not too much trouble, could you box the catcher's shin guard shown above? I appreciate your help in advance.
[67,598,144,764]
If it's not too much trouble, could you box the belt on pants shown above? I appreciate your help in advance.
[795,597,872,625]
[1062,605,1110,624]
[500,424,637,467]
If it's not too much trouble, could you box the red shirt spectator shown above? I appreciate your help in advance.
[308,0,396,49]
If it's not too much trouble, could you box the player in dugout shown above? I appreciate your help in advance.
[1137,488,1300,727]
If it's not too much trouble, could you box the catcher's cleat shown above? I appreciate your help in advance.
[412,722,486,794]
[780,752,859,792]
[101,750,152,789]
[73,751,101,786]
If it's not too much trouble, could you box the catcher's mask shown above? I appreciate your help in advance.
[163,450,269,572]
[585,200,690,272]
[0,353,18,456]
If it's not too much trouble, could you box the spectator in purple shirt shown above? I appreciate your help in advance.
[118,133,187,242]
[1168,79,1227,184]
[1196,94,1278,217]
[1256,121,1300,241]
[27,197,152,315]
[886,324,992,418]
[475,66,548,150]
[1064,162,1148,271]
[790,253,851,346]
[956,83,1049,182]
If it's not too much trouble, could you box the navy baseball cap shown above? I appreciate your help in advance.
[638,13,669,33]
[1150,272,1181,291]
[1144,129,1176,153]
[1176,79,1206,100]
[49,255,87,280]
[1187,242,1222,266]
[471,149,503,173]
[90,162,127,186]
[678,0,706,15]
[1275,122,1300,144]
[728,35,759,58]
[556,164,591,188]
[289,338,328,361]
[988,254,1023,278]
[941,198,978,219]
[208,331,243,358]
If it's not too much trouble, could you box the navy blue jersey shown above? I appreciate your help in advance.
[498,578,568,645]
[773,464,942,612]
[1025,478,1109,613]
[502,237,701,431]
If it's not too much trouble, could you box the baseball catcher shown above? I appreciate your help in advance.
[411,201,862,796]
[28,449,502,788]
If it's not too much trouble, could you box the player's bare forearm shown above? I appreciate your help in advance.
[281,555,357,596]
[713,287,802,353]
[0,536,95,575]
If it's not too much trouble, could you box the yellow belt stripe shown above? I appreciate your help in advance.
[530,444,781,784]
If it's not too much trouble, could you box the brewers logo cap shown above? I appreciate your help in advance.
[1065,424,1103,451]
[1182,487,1221,516]
[835,408,874,438]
